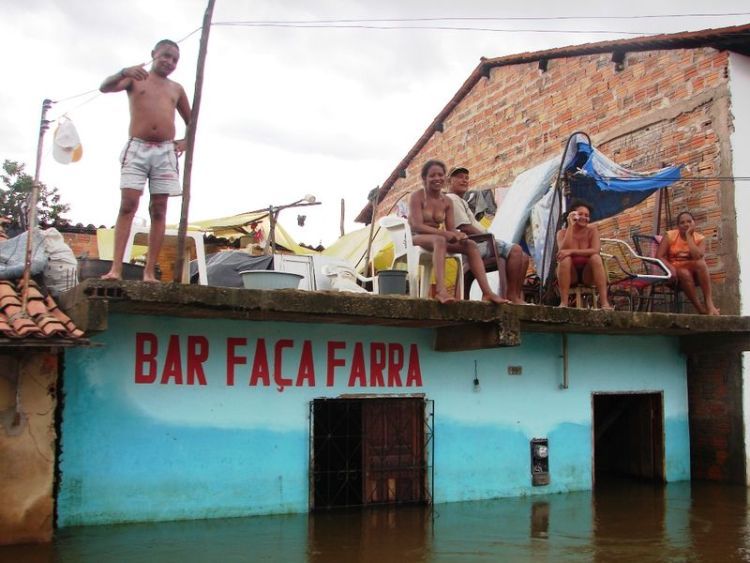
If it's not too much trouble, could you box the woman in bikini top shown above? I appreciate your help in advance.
[555,201,612,310]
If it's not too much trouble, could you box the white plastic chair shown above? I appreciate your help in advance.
[378,216,463,299]
[320,264,377,293]
[123,227,208,285]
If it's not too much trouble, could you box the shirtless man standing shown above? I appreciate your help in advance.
[100,39,191,281]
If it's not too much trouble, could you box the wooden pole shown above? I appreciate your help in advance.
[21,98,53,313]
[173,0,216,282]
[363,187,380,277]
[654,188,664,235]
[339,198,345,238]
[267,205,276,256]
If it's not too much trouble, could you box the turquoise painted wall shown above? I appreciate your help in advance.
[59,314,690,526]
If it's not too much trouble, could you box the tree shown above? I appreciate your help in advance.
[0,160,70,233]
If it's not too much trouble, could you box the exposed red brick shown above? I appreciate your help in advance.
[687,345,744,484]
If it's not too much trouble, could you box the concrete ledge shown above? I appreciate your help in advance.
[58,280,750,351]
[435,317,522,351]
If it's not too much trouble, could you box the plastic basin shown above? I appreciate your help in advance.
[238,270,303,290]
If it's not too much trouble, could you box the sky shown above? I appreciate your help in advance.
[2,1,749,247]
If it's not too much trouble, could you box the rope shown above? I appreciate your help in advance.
[47,26,203,119]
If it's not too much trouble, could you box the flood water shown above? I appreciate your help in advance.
[3,480,750,562]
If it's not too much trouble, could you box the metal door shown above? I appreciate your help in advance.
[310,398,433,509]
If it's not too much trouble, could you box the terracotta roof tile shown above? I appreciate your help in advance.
[481,23,750,68]
[0,279,83,341]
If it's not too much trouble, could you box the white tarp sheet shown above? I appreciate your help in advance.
[487,158,558,245]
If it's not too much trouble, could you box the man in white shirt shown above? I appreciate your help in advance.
[447,166,530,304]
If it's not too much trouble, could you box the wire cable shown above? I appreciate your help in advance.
[217,12,750,24]
[598,176,750,181]
[53,88,101,105]
[48,27,203,117]
[36,15,750,124]
[51,91,103,122]
[213,22,647,35]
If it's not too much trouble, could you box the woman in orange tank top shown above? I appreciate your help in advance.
[656,211,719,315]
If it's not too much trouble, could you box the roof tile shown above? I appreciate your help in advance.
[0,279,83,340]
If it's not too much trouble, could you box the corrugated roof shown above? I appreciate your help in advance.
[355,23,750,224]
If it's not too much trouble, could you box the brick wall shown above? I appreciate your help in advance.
[375,47,738,312]
[152,244,195,282]
[62,231,98,259]
[60,230,212,282]
[683,335,746,483]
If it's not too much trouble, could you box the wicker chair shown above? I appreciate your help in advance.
[600,238,672,312]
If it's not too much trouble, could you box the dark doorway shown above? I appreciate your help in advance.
[311,398,431,510]
[593,393,665,485]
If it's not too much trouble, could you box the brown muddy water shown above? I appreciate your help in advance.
[2,480,750,563]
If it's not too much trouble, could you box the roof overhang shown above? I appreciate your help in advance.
[60,280,750,353]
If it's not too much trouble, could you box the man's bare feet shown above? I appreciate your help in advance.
[600,304,614,311]
[706,305,720,316]
[510,297,528,305]
[142,275,160,283]
[482,293,510,305]
[100,271,122,281]
[435,291,456,304]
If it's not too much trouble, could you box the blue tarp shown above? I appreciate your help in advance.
[533,139,683,282]
[566,142,683,221]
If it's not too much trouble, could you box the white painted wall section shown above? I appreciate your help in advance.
[728,52,750,486]
[730,53,750,316]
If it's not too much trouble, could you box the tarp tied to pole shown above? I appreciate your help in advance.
[567,141,683,222]
[491,137,685,285]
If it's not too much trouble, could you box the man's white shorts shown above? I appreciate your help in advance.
[120,137,181,196]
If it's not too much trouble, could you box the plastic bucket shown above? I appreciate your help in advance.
[378,269,407,295]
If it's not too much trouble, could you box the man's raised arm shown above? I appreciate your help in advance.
[100,64,148,93]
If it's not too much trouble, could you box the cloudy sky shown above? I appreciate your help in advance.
[2,1,748,246]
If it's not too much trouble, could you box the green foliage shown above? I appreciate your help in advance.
[0,160,70,231]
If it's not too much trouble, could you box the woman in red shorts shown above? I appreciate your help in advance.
[556,200,612,309]
[656,211,719,315]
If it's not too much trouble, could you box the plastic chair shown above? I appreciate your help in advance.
[320,263,377,293]
[123,227,208,285]
[378,216,463,299]
[600,238,671,311]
